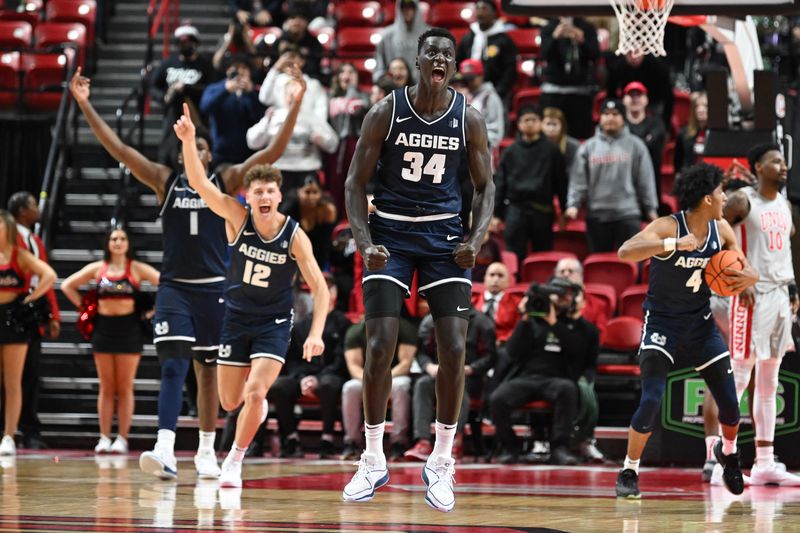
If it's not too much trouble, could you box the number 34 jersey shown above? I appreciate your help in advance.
[225,210,299,316]
[372,86,467,219]
[644,211,721,317]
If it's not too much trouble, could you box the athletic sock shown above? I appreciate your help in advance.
[156,429,176,455]
[365,422,386,462]
[756,445,774,467]
[430,421,458,460]
[722,437,737,456]
[705,436,718,461]
[623,455,640,474]
[198,430,216,453]
[228,443,246,463]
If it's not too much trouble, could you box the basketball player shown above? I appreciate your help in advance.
[719,144,800,485]
[341,28,494,512]
[174,103,328,488]
[614,163,758,499]
[69,66,306,480]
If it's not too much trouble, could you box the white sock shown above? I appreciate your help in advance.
[756,445,774,466]
[198,431,216,453]
[228,443,246,463]
[156,429,176,454]
[623,455,640,474]
[722,437,736,456]
[430,421,457,461]
[705,436,718,460]
[364,422,385,460]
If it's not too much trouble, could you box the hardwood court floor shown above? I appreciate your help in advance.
[1,451,799,532]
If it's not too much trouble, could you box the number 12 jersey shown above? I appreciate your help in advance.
[372,86,466,219]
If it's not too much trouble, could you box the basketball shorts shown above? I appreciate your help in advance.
[218,308,292,367]
[729,285,794,361]
[639,308,730,370]
[153,281,225,361]
[363,213,471,296]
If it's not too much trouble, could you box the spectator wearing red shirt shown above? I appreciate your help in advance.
[472,262,522,344]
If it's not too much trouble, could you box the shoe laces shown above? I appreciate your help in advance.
[353,455,379,477]
[433,460,456,488]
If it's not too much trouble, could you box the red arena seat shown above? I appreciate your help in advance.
[601,316,643,352]
[583,252,638,298]
[336,27,383,56]
[34,22,86,67]
[618,284,648,319]
[334,1,383,27]
[45,0,96,48]
[507,28,540,57]
[428,2,474,28]
[520,251,577,283]
[0,20,33,48]
[0,51,21,108]
[21,51,68,111]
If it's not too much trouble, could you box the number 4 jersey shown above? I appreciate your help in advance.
[372,86,466,219]
[644,211,722,317]
[225,210,298,316]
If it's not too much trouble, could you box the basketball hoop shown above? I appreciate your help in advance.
[609,0,676,57]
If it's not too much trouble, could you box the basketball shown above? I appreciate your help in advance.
[635,0,667,9]
[704,250,746,296]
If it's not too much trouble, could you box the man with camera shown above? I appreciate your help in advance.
[489,277,598,465]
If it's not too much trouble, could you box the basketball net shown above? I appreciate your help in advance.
[609,0,676,57]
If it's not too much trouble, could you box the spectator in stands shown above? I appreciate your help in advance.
[373,0,429,84]
[60,228,160,455]
[490,279,589,465]
[539,17,599,139]
[281,175,338,269]
[212,22,259,75]
[472,232,502,282]
[8,192,60,450]
[493,106,567,262]
[564,98,658,253]
[267,274,351,458]
[329,224,356,312]
[551,259,605,463]
[456,0,518,104]
[250,56,338,193]
[404,308,496,461]
[269,4,324,82]
[229,0,279,27]
[622,81,667,206]
[0,210,56,456]
[453,59,504,150]
[200,57,265,167]
[542,107,581,177]
[340,319,415,460]
[386,57,415,88]
[472,262,522,345]
[674,91,708,175]
[553,257,607,329]
[370,78,398,107]
[327,62,370,213]
[149,25,217,166]
[605,53,674,129]
[259,47,327,119]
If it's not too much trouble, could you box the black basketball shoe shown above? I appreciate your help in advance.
[714,440,744,495]
[615,469,641,499]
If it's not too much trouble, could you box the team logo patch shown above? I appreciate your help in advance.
[281,240,288,249]
[154,321,169,336]
[712,241,718,250]
[218,345,232,359]
[650,332,667,346]
[449,117,459,129]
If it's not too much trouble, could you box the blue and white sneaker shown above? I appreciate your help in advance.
[140,447,178,480]
[422,455,456,512]
[342,452,389,502]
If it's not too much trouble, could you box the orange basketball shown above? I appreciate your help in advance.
[635,0,667,9]
[704,250,745,297]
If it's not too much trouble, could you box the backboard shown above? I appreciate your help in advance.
[501,0,799,17]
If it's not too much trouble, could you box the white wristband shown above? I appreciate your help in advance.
[663,238,677,252]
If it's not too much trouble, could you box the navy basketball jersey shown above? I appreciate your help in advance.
[372,86,466,218]
[225,211,298,316]
[159,172,228,282]
[644,211,722,316]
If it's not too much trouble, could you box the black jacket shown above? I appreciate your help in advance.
[456,31,518,100]
[540,17,599,87]
[283,309,352,380]
[416,309,497,376]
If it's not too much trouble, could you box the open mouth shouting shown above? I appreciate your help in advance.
[258,204,272,215]
[431,65,446,84]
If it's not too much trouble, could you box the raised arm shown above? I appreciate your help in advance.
[60,261,102,308]
[292,228,329,361]
[174,103,246,238]
[617,215,692,262]
[223,65,307,191]
[17,248,56,304]
[69,68,171,201]
[344,95,392,271]
[454,106,495,268]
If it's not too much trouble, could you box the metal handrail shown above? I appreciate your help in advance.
[36,45,79,250]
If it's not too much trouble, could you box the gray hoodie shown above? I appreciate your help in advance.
[567,125,657,222]
[372,0,429,83]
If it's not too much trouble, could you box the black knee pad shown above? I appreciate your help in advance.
[630,350,671,433]
[700,357,740,427]
[363,280,405,320]
[156,340,193,362]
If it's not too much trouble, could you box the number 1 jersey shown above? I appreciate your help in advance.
[372,87,466,219]
[225,211,298,316]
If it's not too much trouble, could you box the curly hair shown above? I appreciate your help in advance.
[747,143,781,174]
[672,162,723,211]
[244,164,283,189]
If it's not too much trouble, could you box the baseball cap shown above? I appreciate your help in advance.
[174,24,200,42]
[623,81,648,95]
[600,98,624,114]
[459,58,484,78]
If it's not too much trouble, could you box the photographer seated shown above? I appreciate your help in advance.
[489,278,598,465]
